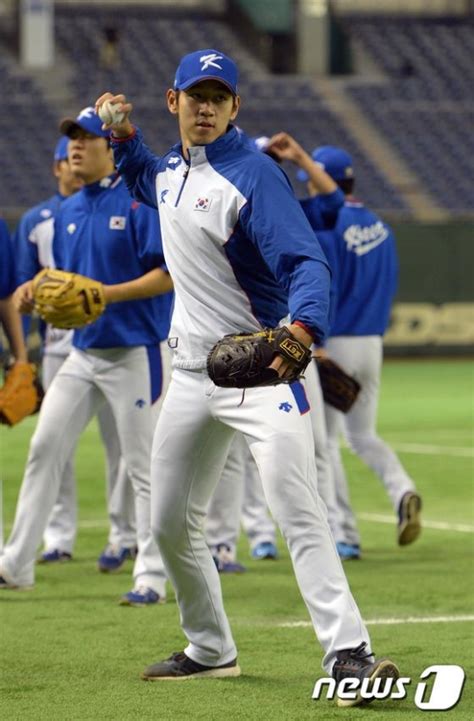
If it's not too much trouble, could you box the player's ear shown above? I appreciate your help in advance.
[167,89,179,115]
[230,94,240,122]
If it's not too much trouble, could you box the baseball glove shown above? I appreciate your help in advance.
[315,357,361,413]
[207,327,312,389]
[32,268,106,329]
[0,362,43,426]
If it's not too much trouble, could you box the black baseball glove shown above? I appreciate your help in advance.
[315,357,361,413]
[207,327,312,389]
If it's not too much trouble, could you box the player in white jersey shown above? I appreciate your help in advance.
[205,132,346,569]
[0,108,173,606]
[95,49,400,700]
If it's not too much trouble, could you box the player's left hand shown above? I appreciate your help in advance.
[270,323,313,379]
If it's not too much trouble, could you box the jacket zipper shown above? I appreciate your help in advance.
[174,166,189,208]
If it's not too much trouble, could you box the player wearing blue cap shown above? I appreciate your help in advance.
[298,145,422,555]
[13,135,141,570]
[0,107,173,605]
[95,48,399,700]
[13,136,83,562]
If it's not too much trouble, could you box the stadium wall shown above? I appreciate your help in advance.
[385,222,474,356]
[3,215,472,358]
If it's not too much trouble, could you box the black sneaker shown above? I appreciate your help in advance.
[332,642,399,707]
[141,651,241,681]
[398,492,422,546]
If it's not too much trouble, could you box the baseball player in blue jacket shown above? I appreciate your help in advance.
[306,146,422,556]
[95,49,399,701]
[0,108,173,605]
[0,220,29,366]
[14,135,142,570]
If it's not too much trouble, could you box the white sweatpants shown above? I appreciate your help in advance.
[41,340,172,552]
[41,353,77,553]
[303,360,342,541]
[325,336,416,546]
[150,368,370,672]
[205,432,276,556]
[1,346,166,594]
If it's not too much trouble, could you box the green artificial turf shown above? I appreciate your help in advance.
[0,359,473,720]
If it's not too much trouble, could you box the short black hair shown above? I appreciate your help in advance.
[336,178,355,195]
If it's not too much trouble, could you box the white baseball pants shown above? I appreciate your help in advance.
[205,432,276,557]
[0,346,166,594]
[325,336,416,545]
[41,341,172,553]
[150,368,370,672]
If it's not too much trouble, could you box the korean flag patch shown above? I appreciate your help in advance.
[109,216,126,230]
[194,197,212,212]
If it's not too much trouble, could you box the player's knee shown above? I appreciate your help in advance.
[151,511,183,551]
[346,431,377,454]
[28,428,57,464]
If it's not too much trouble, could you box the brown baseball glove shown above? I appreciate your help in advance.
[32,268,106,329]
[0,362,43,426]
[315,357,361,413]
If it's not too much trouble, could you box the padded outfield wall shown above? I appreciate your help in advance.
[384,221,473,356]
[2,218,473,358]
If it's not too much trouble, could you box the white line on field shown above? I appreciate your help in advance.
[390,442,474,457]
[279,615,474,629]
[358,512,474,533]
[76,515,474,534]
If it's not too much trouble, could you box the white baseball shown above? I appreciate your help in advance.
[98,100,125,126]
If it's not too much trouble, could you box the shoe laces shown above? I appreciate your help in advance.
[347,642,372,661]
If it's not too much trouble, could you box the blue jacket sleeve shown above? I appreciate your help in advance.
[239,161,331,342]
[300,188,345,232]
[0,219,16,299]
[112,127,161,209]
[13,212,42,284]
[314,229,340,336]
[129,201,166,272]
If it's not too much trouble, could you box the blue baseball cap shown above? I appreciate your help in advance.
[54,136,69,162]
[174,49,238,95]
[296,145,354,182]
[59,106,110,138]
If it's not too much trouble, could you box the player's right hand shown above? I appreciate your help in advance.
[267,132,305,164]
[13,281,34,314]
[95,93,134,137]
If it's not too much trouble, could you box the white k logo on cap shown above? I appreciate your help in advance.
[200,53,223,71]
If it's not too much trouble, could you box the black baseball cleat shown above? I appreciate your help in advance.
[332,642,399,707]
[141,651,241,681]
[398,492,422,546]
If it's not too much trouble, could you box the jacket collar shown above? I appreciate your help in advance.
[171,125,242,167]
[83,172,121,197]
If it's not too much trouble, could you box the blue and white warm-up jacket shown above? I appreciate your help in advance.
[316,199,398,337]
[14,192,73,357]
[53,174,172,350]
[113,125,331,369]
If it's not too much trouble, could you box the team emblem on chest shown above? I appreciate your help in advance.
[109,216,127,230]
[194,197,212,212]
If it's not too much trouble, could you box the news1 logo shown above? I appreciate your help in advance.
[312,665,466,710]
